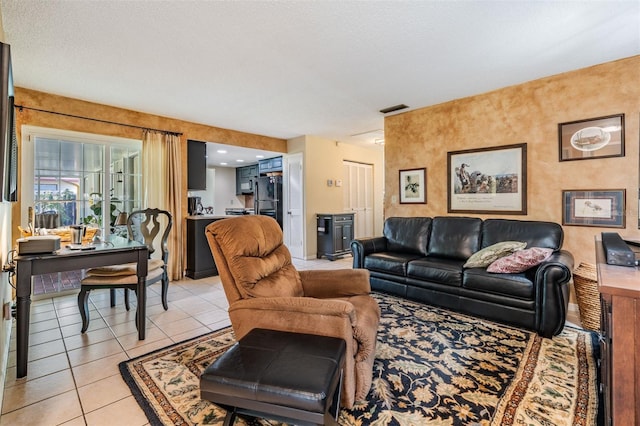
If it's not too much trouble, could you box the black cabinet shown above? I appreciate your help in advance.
[316,213,354,260]
[186,216,223,279]
[235,164,258,195]
[258,156,283,175]
[187,140,207,190]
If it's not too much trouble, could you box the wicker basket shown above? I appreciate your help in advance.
[572,262,600,331]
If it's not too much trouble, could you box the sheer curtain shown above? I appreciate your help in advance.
[142,130,183,280]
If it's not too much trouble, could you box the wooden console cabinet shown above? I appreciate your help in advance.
[596,240,640,426]
[316,213,354,260]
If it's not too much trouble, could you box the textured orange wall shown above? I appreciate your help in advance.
[11,87,287,243]
[385,56,640,265]
[14,87,287,149]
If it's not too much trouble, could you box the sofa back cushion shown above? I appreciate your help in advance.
[428,216,482,260]
[383,217,432,256]
[482,219,563,250]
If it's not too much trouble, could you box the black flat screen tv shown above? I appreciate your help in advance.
[0,42,16,202]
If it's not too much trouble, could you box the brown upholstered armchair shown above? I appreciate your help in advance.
[205,215,380,409]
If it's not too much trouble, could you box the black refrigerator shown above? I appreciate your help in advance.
[254,175,283,228]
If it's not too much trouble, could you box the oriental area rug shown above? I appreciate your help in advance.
[120,293,600,426]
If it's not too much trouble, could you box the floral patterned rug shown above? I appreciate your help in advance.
[120,293,600,425]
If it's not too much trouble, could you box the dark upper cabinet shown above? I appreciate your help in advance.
[188,140,207,190]
[236,164,258,195]
[258,156,283,175]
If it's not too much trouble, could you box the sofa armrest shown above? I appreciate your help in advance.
[300,269,371,298]
[534,249,575,337]
[351,236,388,268]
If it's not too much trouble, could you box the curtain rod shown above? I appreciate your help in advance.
[14,104,183,136]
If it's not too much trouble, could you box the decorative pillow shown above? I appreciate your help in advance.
[463,241,527,268]
[487,247,554,273]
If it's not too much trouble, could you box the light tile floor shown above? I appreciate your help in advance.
[0,256,352,425]
[1,255,582,425]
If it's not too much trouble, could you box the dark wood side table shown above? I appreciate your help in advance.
[595,240,640,426]
[14,236,148,378]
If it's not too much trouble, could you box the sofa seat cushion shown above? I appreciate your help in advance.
[364,252,423,276]
[407,257,464,287]
[463,268,534,300]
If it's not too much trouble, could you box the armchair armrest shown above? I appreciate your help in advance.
[351,236,387,268]
[227,296,358,343]
[299,269,371,298]
[230,296,356,320]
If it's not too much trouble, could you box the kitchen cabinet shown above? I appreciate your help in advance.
[187,140,207,190]
[235,164,258,195]
[258,156,283,175]
[186,216,226,279]
[316,213,354,260]
[595,239,640,426]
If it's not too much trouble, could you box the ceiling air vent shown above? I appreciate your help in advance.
[379,104,408,114]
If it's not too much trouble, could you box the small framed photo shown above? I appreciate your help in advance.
[562,189,625,228]
[558,114,625,161]
[399,168,426,204]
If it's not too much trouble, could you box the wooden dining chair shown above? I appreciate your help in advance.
[77,208,172,333]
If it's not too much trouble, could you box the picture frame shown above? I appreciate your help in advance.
[562,189,625,228]
[558,114,625,161]
[447,143,527,214]
[399,168,426,204]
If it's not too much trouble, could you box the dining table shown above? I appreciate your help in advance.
[14,235,148,378]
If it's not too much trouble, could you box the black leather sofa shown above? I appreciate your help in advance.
[351,216,574,337]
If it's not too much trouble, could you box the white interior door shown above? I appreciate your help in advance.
[284,153,304,259]
[343,161,374,238]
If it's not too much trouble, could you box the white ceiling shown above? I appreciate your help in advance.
[2,1,639,166]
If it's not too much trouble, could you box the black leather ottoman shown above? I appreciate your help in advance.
[200,328,346,426]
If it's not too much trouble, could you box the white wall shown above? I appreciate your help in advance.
[288,136,385,258]
[188,168,216,210]
[213,167,247,214]
[0,202,12,407]
[189,167,254,215]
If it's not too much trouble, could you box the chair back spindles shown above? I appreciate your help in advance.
[127,208,172,260]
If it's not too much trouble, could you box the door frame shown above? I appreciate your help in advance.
[283,152,304,259]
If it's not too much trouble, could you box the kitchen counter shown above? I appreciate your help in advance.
[186,215,236,220]
[185,216,229,279]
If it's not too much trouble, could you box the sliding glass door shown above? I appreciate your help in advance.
[22,126,142,297]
